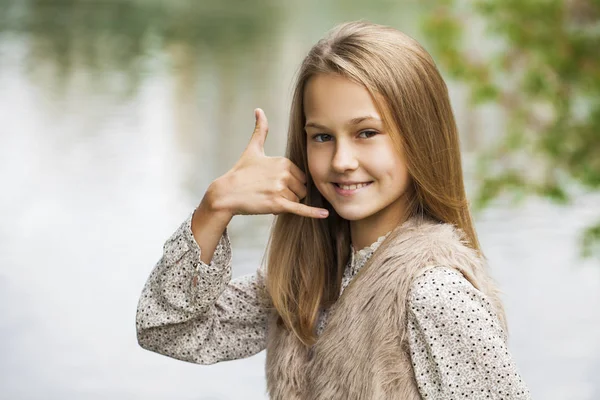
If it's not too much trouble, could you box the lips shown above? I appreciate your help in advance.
[332,181,373,196]
[334,182,372,190]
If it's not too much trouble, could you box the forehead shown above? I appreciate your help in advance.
[303,74,381,122]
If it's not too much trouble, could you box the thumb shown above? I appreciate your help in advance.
[249,108,269,154]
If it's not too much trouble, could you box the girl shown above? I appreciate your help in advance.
[136,21,531,399]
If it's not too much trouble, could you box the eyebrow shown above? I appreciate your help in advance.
[304,116,382,130]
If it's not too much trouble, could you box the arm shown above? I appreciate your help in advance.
[136,211,271,365]
[135,108,327,365]
[407,266,531,400]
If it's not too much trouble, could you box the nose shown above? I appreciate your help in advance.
[331,140,359,173]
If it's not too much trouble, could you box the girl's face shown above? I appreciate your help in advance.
[304,73,412,226]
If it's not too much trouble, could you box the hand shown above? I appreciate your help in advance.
[205,108,329,219]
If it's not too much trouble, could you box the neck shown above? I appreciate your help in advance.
[350,203,408,251]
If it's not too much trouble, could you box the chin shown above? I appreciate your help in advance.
[331,206,373,221]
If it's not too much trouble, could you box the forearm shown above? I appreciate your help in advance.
[191,181,234,265]
[136,217,270,364]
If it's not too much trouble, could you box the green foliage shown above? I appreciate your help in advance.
[422,0,600,258]
[582,222,600,257]
[0,0,283,96]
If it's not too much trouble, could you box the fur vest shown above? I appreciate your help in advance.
[265,214,506,400]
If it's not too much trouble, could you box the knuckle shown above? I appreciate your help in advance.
[274,180,286,193]
[281,169,292,182]
[299,187,307,199]
[269,197,281,212]
[299,172,307,184]
[277,157,290,168]
[277,199,289,215]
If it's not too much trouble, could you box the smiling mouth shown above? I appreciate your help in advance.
[331,181,373,196]
[333,182,373,190]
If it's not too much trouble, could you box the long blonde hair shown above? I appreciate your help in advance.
[264,21,481,346]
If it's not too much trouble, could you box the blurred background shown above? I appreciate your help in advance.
[0,0,599,399]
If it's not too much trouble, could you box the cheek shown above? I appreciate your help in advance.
[307,150,333,197]
[390,158,410,190]
[307,148,327,177]
[373,148,408,183]
[306,150,316,178]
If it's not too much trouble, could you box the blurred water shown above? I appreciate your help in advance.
[0,1,599,399]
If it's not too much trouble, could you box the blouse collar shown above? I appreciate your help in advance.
[349,231,392,276]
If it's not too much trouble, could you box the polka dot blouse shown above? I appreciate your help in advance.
[136,212,531,399]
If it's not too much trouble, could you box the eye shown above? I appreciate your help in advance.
[312,134,333,142]
[358,130,378,139]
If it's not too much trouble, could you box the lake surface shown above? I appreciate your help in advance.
[1,1,599,399]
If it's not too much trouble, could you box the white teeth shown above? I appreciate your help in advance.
[338,182,369,190]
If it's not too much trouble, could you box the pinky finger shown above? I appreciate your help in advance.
[280,199,329,219]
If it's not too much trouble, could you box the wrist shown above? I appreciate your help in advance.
[191,201,232,248]
[200,179,234,221]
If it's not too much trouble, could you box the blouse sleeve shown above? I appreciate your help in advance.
[407,266,531,400]
[136,211,271,365]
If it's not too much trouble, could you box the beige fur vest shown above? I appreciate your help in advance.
[265,215,506,400]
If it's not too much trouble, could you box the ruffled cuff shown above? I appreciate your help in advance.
[160,211,232,312]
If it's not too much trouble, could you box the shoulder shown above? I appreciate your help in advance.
[408,266,493,309]
[406,267,531,399]
[386,218,484,277]
[407,266,506,340]
[400,216,470,249]
[408,266,477,301]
